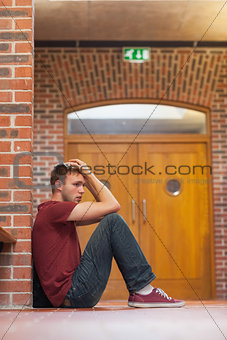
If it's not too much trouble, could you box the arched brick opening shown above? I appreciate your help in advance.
[33,46,227,300]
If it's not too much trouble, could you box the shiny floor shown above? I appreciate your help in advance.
[1,301,227,340]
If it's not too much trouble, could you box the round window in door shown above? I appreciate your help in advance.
[166,179,181,196]
[100,179,111,190]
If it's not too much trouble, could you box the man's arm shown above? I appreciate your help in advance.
[67,159,120,222]
[75,217,103,227]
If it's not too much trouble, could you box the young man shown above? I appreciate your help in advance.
[32,159,185,308]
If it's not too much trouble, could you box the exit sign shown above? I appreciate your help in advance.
[123,48,150,63]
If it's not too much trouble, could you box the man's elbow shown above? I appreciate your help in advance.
[113,202,120,212]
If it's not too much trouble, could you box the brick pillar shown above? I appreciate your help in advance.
[0,0,33,307]
[211,52,227,299]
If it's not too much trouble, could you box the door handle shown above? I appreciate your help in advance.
[142,199,146,222]
[132,199,135,223]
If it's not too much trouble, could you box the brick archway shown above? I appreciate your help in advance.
[34,47,227,299]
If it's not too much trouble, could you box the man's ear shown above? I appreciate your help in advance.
[55,179,63,191]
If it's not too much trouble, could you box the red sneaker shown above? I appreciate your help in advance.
[128,288,185,308]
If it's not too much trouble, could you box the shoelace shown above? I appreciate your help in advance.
[156,288,172,300]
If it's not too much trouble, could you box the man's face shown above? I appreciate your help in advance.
[60,172,85,203]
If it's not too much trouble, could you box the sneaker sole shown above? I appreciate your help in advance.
[128,301,185,308]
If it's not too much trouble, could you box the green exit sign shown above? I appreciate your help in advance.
[123,48,150,63]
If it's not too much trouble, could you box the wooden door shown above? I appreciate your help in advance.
[138,143,213,300]
[67,142,139,299]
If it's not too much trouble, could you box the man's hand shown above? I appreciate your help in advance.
[68,158,92,176]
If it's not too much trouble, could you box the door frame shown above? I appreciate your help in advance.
[64,99,215,299]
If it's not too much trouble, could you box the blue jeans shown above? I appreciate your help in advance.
[63,213,156,308]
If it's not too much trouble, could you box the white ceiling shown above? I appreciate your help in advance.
[34,0,227,41]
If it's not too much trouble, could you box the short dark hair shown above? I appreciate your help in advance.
[50,163,80,193]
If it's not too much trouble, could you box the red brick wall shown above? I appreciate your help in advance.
[34,47,227,300]
[0,0,33,307]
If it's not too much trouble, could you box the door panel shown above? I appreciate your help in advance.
[67,143,139,299]
[138,143,212,299]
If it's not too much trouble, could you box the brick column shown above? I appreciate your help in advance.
[211,52,227,299]
[0,0,33,307]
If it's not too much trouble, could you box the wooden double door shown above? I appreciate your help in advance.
[67,141,214,300]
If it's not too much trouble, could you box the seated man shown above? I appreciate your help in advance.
[32,159,185,308]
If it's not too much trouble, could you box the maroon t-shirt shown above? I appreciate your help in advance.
[32,201,81,307]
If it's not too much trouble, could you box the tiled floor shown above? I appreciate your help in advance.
[0,301,227,340]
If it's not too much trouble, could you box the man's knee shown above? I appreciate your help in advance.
[97,213,127,236]
[106,212,120,219]
[103,213,128,232]
[103,212,123,225]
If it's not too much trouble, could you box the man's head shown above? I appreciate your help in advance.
[50,163,85,202]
